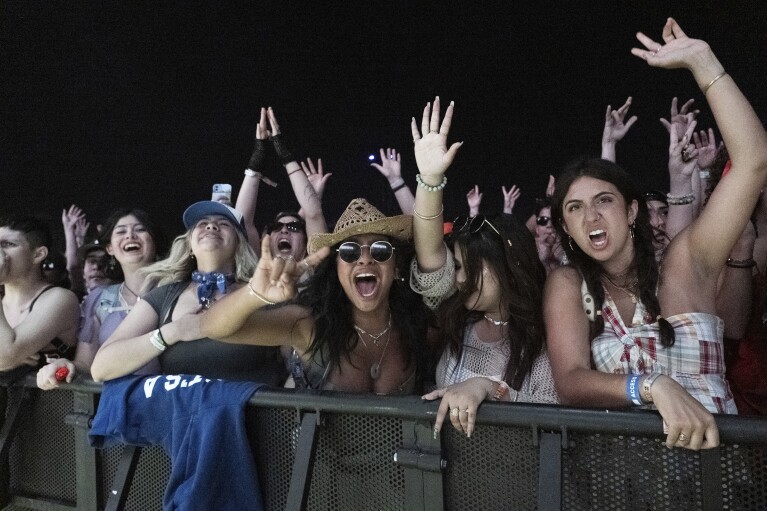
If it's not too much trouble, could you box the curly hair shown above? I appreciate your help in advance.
[550,157,676,347]
[438,214,547,390]
[294,237,432,390]
[140,227,257,288]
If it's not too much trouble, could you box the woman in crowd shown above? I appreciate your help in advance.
[406,98,557,438]
[0,215,80,377]
[91,201,285,385]
[545,18,767,450]
[198,197,431,395]
[37,208,163,388]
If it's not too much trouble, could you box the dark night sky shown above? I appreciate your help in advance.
[3,1,767,251]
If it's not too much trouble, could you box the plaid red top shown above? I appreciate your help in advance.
[591,290,737,414]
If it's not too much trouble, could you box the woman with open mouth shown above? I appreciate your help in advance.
[545,19,767,450]
[199,197,432,395]
[91,200,286,386]
[37,208,165,389]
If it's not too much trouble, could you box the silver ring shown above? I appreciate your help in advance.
[450,407,459,417]
[657,45,662,52]
[430,130,439,133]
[678,433,689,443]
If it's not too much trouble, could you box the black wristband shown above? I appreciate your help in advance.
[271,134,295,165]
[391,182,407,193]
[247,139,269,171]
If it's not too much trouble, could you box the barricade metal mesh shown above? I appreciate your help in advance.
[7,387,76,505]
[719,443,767,510]
[248,406,296,510]
[306,413,405,510]
[443,424,538,511]
[100,444,169,511]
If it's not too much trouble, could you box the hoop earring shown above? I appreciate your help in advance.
[568,236,576,252]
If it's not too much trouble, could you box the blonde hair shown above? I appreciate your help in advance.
[140,228,258,288]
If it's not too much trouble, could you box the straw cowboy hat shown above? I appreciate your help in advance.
[307,198,413,254]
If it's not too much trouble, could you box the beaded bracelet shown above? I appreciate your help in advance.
[415,173,447,192]
[726,257,756,268]
[666,193,694,205]
[149,329,168,352]
[626,374,643,406]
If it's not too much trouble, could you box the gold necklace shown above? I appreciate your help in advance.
[603,274,638,304]
[353,315,391,347]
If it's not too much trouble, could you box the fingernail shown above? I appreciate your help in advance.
[433,428,439,440]
[450,100,455,106]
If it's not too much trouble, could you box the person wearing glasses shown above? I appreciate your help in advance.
[198,197,432,395]
[532,198,567,274]
[91,201,286,385]
[406,97,558,438]
[263,212,307,262]
[545,19,767,450]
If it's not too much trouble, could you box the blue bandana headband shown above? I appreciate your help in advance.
[191,271,236,308]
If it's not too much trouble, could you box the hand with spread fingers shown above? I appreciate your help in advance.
[659,97,699,142]
[668,119,699,178]
[410,96,463,182]
[249,235,330,305]
[370,148,402,183]
[301,158,332,200]
[422,377,497,438]
[502,185,521,215]
[603,97,638,145]
[692,128,722,170]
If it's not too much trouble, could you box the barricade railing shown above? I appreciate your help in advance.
[1,374,766,511]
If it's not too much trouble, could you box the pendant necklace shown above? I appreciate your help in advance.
[356,328,392,380]
[603,274,638,304]
[483,314,509,326]
[120,282,141,304]
[353,315,391,347]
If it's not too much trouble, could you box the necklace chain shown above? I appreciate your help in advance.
[603,274,638,303]
[120,282,141,302]
[354,315,392,347]
[356,328,392,380]
[483,313,508,326]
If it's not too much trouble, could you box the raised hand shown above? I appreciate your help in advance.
[603,97,638,144]
[249,235,330,304]
[267,107,295,164]
[659,97,699,142]
[692,128,722,169]
[370,148,402,183]
[502,185,521,214]
[61,205,85,233]
[669,119,699,178]
[301,158,332,199]
[545,174,555,198]
[410,97,463,180]
[256,107,271,140]
[74,217,90,244]
[466,185,482,216]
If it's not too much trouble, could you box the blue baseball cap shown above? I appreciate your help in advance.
[182,201,247,236]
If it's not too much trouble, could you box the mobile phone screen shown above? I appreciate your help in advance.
[211,184,233,205]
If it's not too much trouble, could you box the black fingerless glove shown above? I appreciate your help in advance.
[271,134,295,165]
[247,139,269,171]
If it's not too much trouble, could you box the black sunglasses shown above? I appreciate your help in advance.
[265,221,305,234]
[336,241,395,263]
[452,215,502,237]
[536,216,551,226]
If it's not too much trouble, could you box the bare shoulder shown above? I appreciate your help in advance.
[544,265,582,296]
[35,287,80,311]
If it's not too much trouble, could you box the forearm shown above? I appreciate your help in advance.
[716,243,755,339]
[285,162,327,235]
[199,285,271,340]
[601,141,617,163]
[234,172,261,232]
[413,174,447,272]
[90,333,161,382]
[665,174,695,240]
[393,186,415,215]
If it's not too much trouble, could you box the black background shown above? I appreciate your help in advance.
[3,1,766,250]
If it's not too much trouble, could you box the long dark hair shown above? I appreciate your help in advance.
[439,214,547,390]
[295,237,432,390]
[551,157,675,347]
[99,208,166,281]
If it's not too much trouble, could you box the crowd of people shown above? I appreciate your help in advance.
[2,20,766,458]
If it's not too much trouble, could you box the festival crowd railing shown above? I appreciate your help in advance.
[0,374,766,511]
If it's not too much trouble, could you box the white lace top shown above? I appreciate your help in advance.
[410,248,559,404]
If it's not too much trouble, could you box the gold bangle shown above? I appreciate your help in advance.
[702,71,727,94]
[248,282,276,305]
[412,205,444,221]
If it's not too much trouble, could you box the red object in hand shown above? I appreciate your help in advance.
[55,367,70,382]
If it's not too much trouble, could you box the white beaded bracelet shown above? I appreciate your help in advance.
[415,174,447,192]
[666,193,694,205]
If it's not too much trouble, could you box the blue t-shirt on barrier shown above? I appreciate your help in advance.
[89,375,264,511]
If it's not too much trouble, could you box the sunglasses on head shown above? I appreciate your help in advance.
[265,221,304,234]
[536,216,551,226]
[336,241,395,263]
[452,215,502,238]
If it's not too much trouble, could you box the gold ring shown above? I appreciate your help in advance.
[678,433,689,443]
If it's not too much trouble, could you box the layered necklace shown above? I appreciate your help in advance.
[603,272,638,304]
[354,315,392,380]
